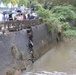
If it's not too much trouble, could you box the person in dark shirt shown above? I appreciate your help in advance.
[28,40,33,51]
[8,14,13,20]
[29,14,34,20]
[27,27,33,41]
[28,40,34,63]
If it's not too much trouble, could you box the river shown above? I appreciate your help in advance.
[21,37,76,75]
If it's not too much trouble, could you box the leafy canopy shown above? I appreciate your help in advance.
[51,6,76,20]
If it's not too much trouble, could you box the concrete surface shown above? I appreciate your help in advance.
[0,24,53,75]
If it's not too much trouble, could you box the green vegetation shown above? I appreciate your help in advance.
[36,9,51,20]
[38,0,76,7]
[0,0,29,6]
[62,22,70,31]
[64,27,76,36]
[18,0,29,7]
[51,6,76,20]
[36,4,76,37]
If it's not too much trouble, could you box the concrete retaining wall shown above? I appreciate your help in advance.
[0,24,56,75]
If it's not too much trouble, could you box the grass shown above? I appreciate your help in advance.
[64,27,76,36]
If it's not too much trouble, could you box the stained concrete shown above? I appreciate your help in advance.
[0,24,53,75]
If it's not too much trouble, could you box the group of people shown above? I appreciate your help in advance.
[2,11,37,21]
[2,12,26,21]
[14,12,26,20]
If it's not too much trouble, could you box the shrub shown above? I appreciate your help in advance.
[64,28,76,36]
[51,6,76,20]
[36,9,51,21]
[62,22,70,31]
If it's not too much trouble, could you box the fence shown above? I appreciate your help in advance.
[0,19,41,32]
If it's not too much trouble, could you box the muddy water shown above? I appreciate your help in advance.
[23,37,76,74]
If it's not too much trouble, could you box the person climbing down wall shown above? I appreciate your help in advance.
[26,40,34,63]
[26,26,34,63]
[27,26,33,41]
[28,40,34,51]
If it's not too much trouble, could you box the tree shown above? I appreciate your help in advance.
[11,0,19,5]
[18,0,28,7]
[1,0,28,6]
[4,0,18,5]
[37,0,76,7]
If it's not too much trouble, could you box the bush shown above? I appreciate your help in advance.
[35,3,43,11]
[36,9,51,20]
[51,6,76,20]
[62,22,70,31]
[45,21,53,33]
[64,28,76,36]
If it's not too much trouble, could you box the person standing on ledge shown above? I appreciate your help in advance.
[2,14,7,21]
